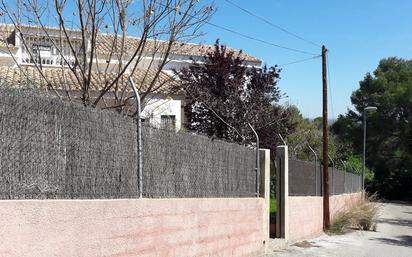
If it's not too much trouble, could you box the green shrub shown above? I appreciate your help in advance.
[339,155,374,184]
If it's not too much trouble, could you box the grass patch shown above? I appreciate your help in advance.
[270,197,277,224]
[329,193,379,234]
[270,197,277,214]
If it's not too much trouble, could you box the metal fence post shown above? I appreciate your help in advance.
[129,78,143,198]
[341,161,346,193]
[344,168,346,193]
[307,144,318,196]
[351,173,353,193]
[358,176,364,191]
[328,155,335,195]
[248,123,260,197]
[319,164,322,196]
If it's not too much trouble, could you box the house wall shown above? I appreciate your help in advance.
[1,26,262,133]
[142,95,183,131]
[0,198,266,257]
[161,55,262,72]
[288,192,362,241]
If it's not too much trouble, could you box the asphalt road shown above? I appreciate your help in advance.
[264,202,412,257]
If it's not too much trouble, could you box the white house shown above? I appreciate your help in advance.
[0,23,262,131]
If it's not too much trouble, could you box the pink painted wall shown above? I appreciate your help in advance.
[288,196,323,241]
[288,192,361,241]
[330,192,362,219]
[0,198,266,257]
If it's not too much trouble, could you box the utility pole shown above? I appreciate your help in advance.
[322,45,330,230]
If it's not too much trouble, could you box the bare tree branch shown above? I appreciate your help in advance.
[1,0,214,111]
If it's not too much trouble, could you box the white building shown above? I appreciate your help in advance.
[0,24,261,131]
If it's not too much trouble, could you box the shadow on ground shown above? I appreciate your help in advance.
[384,201,412,206]
[372,235,412,247]
[377,218,412,228]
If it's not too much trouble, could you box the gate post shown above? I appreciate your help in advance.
[260,149,270,251]
[276,145,289,240]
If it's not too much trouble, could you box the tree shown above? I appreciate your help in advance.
[285,107,372,183]
[175,41,295,153]
[332,58,412,199]
[0,0,214,110]
[286,107,340,163]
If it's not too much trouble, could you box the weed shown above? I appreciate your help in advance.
[329,193,379,234]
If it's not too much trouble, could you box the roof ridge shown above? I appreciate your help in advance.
[0,23,261,62]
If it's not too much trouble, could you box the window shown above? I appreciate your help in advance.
[160,115,176,130]
[20,35,82,67]
[32,44,52,57]
[141,117,151,125]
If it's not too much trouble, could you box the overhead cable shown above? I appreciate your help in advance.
[223,0,322,48]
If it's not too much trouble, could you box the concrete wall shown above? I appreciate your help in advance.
[288,192,361,241]
[0,198,266,257]
[288,196,323,241]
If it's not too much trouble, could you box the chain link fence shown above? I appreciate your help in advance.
[0,88,258,199]
[289,159,361,196]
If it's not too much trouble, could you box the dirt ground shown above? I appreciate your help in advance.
[263,202,412,257]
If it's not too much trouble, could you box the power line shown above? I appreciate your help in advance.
[204,21,318,56]
[155,2,319,56]
[278,55,321,67]
[223,0,322,48]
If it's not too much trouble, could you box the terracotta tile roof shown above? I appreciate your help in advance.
[96,34,261,62]
[0,66,176,94]
[0,23,261,62]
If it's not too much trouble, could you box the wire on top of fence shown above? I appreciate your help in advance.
[288,158,362,196]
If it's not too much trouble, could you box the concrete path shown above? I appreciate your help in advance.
[263,202,412,257]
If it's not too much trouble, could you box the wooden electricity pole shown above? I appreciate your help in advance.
[322,45,330,229]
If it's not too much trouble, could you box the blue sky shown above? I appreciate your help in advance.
[195,0,412,118]
[4,1,411,118]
